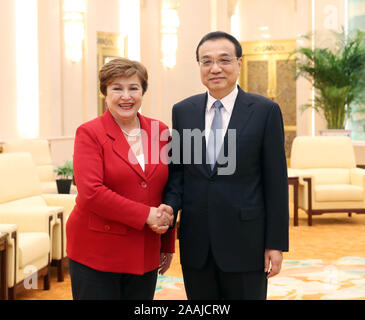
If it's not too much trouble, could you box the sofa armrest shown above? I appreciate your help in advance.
[0,224,18,289]
[293,175,316,212]
[0,224,17,254]
[288,169,315,186]
[350,168,365,187]
[44,205,64,227]
[41,194,76,218]
[0,223,17,235]
[0,206,54,234]
[43,206,64,219]
[43,206,65,260]
[0,223,17,257]
[287,168,303,177]
[299,174,316,186]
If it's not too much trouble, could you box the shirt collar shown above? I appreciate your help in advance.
[206,86,238,115]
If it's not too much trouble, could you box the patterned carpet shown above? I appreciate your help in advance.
[154,257,365,300]
[14,208,365,300]
[268,257,365,299]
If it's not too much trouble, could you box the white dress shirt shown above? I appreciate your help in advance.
[136,153,145,171]
[205,86,238,148]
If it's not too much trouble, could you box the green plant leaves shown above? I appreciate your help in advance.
[293,29,365,129]
[55,160,73,179]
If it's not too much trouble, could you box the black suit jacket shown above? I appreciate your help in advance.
[164,86,289,273]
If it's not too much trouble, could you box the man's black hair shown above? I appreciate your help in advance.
[195,31,242,61]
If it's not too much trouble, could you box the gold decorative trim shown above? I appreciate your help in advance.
[241,39,297,55]
[284,126,297,131]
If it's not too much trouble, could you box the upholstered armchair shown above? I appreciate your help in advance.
[289,136,365,226]
[0,220,51,299]
[1,139,77,194]
[0,152,76,282]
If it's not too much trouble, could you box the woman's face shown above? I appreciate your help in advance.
[105,74,143,125]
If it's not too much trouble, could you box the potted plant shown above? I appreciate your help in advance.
[55,160,74,194]
[292,29,365,133]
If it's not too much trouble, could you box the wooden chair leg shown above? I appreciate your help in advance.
[43,268,50,290]
[308,213,312,226]
[8,287,15,300]
[348,212,352,217]
[57,260,64,282]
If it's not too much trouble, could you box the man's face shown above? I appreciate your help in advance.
[198,38,242,99]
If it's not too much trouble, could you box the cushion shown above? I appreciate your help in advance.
[18,232,50,268]
[37,165,55,182]
[3,196,47,207]
[0,153,42,203]
[315,184,364,202]
[2,139,52,166]
[291,136,356,169]
[303,168,350,184]
[40,182,77,194]
[40,182,58,194]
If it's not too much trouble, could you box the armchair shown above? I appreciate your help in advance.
[0,220,51,300]
[1,138,77,194]
[289,136,365,226]
[0,152,76,282]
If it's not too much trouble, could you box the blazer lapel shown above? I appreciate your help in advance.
[138,113,159,179]
[102,110,146,180]
[225,87,254,144]
[211,87,254,175]
[191,93,211,178]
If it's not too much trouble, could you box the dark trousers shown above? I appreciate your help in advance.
[68,258,158,300]
[182,250,267,300]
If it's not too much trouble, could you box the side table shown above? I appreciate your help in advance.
[288,176,299,226]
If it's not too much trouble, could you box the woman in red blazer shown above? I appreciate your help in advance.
[66,58,175,300]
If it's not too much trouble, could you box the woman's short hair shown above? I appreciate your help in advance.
[99,58,148,96]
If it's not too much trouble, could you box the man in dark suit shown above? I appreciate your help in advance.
[163,31,289,300]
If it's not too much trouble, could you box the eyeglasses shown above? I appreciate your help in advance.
[198,56,239,69]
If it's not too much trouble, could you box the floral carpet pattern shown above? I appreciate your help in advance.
[154,257,365,300]
[154,275,187,300]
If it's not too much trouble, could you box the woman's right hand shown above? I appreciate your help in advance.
[146,205,174,234]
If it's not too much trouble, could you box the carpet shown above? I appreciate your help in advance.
[14,211,365,300]
[154,257,365,300]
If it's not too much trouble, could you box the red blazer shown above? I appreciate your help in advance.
[66,110,175,274]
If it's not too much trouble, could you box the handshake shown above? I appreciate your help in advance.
[146,204,174,235]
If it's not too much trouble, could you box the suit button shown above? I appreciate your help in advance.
[104,225,111,231]
[140,181,147,189]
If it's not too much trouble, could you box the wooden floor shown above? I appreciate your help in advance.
[14,207,365,300]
